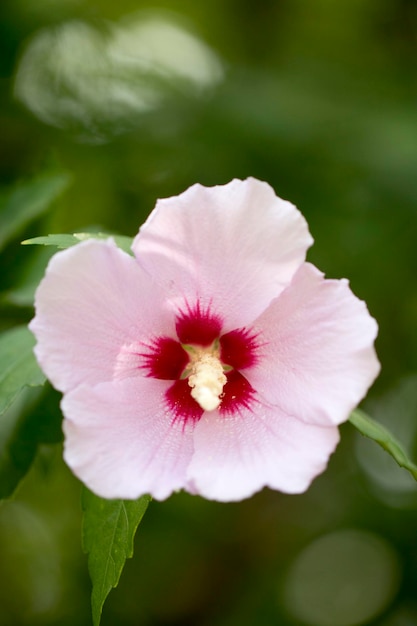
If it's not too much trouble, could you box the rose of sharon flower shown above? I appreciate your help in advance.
[30,178,380,502]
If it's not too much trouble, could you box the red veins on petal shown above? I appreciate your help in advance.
[140,337,189,380]
[176,302,223,346]
[220,370,256,416]
[166,379,204,424]
[220,328,259,370]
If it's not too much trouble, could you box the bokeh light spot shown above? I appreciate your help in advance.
[14,11,224,141]
[283,529,401,626]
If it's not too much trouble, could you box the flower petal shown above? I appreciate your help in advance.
[187,402,340,501]
[133,178,313,330]
[247,263,380,426]
[30,239,176,393]
[62,377,195,500]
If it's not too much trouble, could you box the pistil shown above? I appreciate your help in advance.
[187,350,227,412]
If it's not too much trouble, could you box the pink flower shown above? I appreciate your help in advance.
[30,178,380,502]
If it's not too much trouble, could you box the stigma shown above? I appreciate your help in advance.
[187,350,227,412]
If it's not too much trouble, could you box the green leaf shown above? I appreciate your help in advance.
[2,247,56,308]
[0,171,71,251]
[22,232,134,255]
[0,384,63,499]
[82,488,151,626]
[22,234,78,249]
[350,408,417,482]
[0,326,46,416]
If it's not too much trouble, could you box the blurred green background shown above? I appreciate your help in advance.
[1,0,417,624]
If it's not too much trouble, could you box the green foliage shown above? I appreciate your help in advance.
[350,408,417,482]
[0,171,71,251]
[0,326,45,416]
[0,327,64,499]
[82,488,151,626]
[0,384,62,499]
[1,247,56,308]
[23,233,134,255]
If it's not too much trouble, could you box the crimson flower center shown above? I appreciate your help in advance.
[141,306,260,423]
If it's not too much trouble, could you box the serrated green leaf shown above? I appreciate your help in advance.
[22,232,134,255]
[82,488,150,626]
[0,171,71,251]
[0,326,46,416]
[350,408,417,482]
[0,384,63,499]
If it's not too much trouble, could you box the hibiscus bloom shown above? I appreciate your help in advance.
[30,178,380,502]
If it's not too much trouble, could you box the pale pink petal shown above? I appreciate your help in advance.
[246,263,380,427]
[186,401,340,501]
[62,377,195,500]
[30,239,176,393]
[133,178,313,331]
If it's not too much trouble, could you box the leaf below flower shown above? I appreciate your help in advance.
[82,488,151,626]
